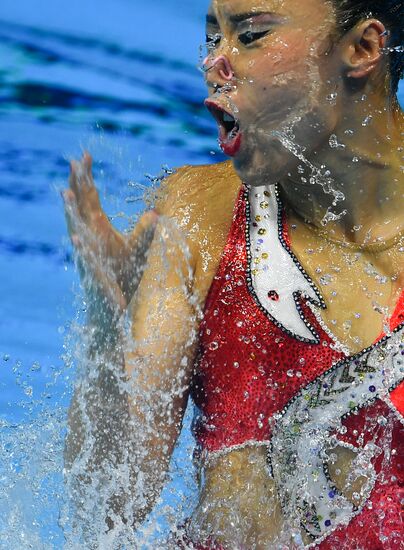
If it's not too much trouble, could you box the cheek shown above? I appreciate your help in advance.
[237,40,320,114]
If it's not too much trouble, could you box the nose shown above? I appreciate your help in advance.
[204,54,234,87]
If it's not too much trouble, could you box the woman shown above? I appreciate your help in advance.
[63,0,403,547]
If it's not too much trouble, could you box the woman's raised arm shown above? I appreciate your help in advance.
[63,157,200,532]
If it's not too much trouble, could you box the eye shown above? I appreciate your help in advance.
[238,30,270,45]
[205,32,222,51]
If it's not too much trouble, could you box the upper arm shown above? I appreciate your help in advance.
[124,167,200,452]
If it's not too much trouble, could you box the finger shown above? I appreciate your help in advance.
[69,160,80,196]
[78,152,103,214]
[68,160,100,222]
[62,189,82,238]
[83,151,93,176]
[128,210,159,250]
[81,151,95,188]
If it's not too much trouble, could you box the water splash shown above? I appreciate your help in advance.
[272,123,347,226]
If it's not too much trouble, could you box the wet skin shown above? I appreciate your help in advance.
[64,0,403,546]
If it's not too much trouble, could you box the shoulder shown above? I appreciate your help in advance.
[155,161,240,219]
[153,161,242,283]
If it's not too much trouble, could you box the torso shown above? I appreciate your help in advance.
[181,161,403,354]
[170,161,404,549]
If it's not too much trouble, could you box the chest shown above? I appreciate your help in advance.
[195,184,403,356]
[289,227,404,353]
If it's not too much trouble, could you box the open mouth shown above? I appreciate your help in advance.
[204,99,242,157]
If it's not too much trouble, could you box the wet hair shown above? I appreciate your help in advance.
[331,0,403,94]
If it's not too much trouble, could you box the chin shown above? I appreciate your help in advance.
[233,136,298,188]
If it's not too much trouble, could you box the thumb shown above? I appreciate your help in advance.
[128,209,159,251]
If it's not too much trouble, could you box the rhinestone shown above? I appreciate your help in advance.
[268,290,279,301]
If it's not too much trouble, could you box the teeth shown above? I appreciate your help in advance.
[223,113,235,122]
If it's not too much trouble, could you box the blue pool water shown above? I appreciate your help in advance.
[0,1,222,547]
[0,1,403,547]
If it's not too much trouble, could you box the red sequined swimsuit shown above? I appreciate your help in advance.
[189,186,404,549]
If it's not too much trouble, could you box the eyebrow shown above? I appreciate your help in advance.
[206,11,274,26]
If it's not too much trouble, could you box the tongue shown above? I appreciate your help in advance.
[218,122,242,156]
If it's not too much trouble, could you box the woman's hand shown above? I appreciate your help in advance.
[62,152,158,331]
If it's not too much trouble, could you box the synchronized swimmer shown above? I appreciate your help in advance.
[63,0,403,547]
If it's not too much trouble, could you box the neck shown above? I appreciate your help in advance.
[279,94,404,247]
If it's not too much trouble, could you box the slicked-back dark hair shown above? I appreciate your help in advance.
[331,0,403,94]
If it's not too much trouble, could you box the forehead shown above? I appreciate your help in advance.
[208,0,331,20]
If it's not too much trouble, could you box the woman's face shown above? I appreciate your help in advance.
[204,0,340,186]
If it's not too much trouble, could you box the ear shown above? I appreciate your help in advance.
[341,20,388,79]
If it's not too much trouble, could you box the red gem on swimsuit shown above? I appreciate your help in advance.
[267,290,279,301]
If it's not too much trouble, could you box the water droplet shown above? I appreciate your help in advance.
[234,361,240,368]
[326,92,337,105]
[320,274,333,286]
[329,134,345,149]
[362,115,373,127]
[343,320,352,331]
[287,369,294,377]
[24,386,33,397]
[31,362,41,372]
[209,341,219,351]
[3,354,10,362]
